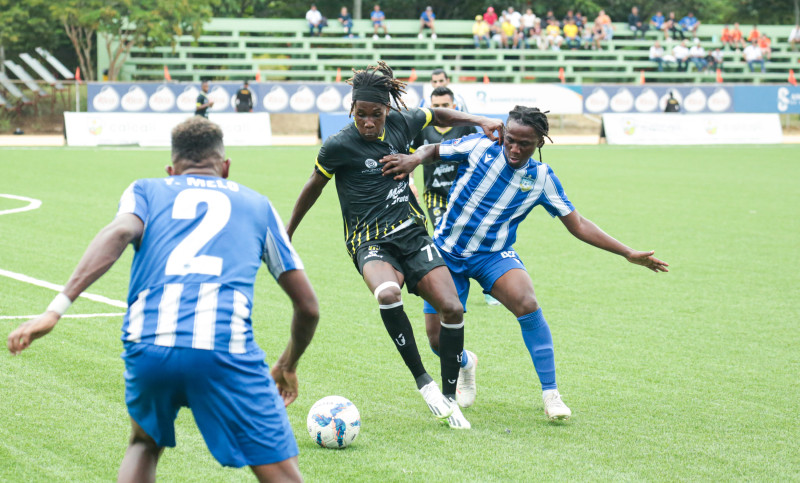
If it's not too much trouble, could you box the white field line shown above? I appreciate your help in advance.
[0,194,42,216]
[0,313,126,320]
[0,269,128,309]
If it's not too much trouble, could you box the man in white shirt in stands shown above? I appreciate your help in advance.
[689,39,708,72]
[507,6,522,31]
[649,40,666,71]
[789,24,800,52]
[672,40,689,71]
[743,38,765,72]
[306,4,325,37]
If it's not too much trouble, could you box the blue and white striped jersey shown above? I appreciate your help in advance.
[116,175,303,353]
[434,133,575,257]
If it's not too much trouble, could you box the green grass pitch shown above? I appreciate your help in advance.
[1,144,798,481]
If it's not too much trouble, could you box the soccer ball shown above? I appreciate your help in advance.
[306,396,361,449]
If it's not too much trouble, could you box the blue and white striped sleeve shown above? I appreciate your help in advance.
[439,133,485,163]
[116,180,148,223]
[539,165,575,218]
[262,202,304,280]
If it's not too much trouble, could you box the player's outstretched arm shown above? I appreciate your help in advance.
[381,144,439,181]
[285,170,329,241]
[559,210,668,273]
[270,269,320,407]
[7,214,144,355]
[431,108,504,143]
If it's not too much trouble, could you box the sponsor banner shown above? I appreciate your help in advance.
[88,82,423,114]
[64,112,272,146]
[602,113,781,145]
[584,86,734,114]
[422,84,583,114]
[733,85,800,113]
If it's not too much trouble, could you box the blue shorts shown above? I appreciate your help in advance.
[423,248,527,314]
[122,342,298,468]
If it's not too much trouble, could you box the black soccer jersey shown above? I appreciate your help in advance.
[411,124,476,210]
[195,91,210,117]
[235,87,253,112]
[315,108,433,256]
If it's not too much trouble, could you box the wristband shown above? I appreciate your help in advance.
[46,293,72,316]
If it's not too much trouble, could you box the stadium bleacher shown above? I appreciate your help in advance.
[101,18,799,84]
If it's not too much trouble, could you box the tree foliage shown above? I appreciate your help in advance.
[0,0,68,64]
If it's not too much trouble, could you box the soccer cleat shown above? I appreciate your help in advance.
[543,389,571,421]
[445,399,471,429]
[456,350,478,408]
[484,293,501,306]
[419,381,454,419]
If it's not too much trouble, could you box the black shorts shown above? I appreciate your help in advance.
[353,224,445,295]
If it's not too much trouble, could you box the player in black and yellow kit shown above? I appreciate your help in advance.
[235,80,254,112]
[287,62,502,429]
[194,80,213,118]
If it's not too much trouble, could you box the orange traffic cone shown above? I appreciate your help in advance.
[483,74,490,84]
[639,70,645,84]
[789,69,798,86]
[255,71,262,82]
[716,68,723,83]
[408,68,418,82]
[164,65,172,82]
[75,67,81,83]
[335,67,341,82]
[558,67,565,83]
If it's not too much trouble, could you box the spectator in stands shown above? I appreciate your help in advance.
[678,12,700,37]
[484,6,498,27]
[747,25,760,43]
[664,12,684,40]
[420,69,469,112]
[545,18,563,50]
[235,80,253,112]
[790,24,800,51]
[563,18,580,50]
[575,11,585,28]
[544,10,557,23]
[580,15,594,47]
[720,25,734,50]
[521,8,536,37]
[729,23,745,50]
[473,15,491,49]
[526,18,546,50]
[689,39,708,72]
[707,47,724,71]
[338,7,354,38]
[419,6,437,39]
[743,38,765,72]
[650,11,665,34]
[649,40,666,71]
[758,34,772,60]
[499,15,519,49]
[562,9,575,28]
[591,18,606,50]
[507,6,522,31]
[672,40,689,71]
[306,4,325,37]
[596,10,614,40]
[371,5,390,39]
[628,7,649,39]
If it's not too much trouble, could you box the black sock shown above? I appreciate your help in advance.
[380,304,427,382]
[439,322,464,398]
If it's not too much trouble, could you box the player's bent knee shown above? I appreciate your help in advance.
[436,299,463,325]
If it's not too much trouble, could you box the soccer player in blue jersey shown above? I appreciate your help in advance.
[382,106,668,421]
[7,117,319,481]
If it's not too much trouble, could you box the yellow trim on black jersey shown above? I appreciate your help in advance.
[409,147,416,153]
[421,107,433,129]
[434,126,453,135]
[351,120,386,141]
[315,157,333,179]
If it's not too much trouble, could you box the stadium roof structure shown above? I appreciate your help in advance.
[20,53,65,90]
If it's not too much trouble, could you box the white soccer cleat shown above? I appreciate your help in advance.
[484,293,501,306]
[445,400,471,429]
[456,350,478,408]
[543,389,571,421]
[419,381,454,419]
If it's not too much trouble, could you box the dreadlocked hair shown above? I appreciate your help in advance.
[347,61,408,116]
[508,105,553,162]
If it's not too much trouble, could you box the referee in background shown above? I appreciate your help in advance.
[235,80,254,113]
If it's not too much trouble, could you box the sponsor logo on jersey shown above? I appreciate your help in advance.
[385,181,409,205]
[365,158,378,168]
[520,175,534,192]
[433,164,455,176]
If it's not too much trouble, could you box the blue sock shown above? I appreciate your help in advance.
[518,309,557,390]
[431,346,469,368]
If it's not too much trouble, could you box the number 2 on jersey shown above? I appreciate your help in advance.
[165,189,231,276]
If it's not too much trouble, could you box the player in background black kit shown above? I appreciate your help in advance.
[664,91,681,112]
[195,80,213,118]
[286,62,503,429]
[235,80,254,112]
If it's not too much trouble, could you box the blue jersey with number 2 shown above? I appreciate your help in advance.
[116,174,303,353]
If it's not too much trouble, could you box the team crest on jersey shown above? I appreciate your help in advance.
[365,159,378,168]
[520,175,535,192]
[453,137,462,145]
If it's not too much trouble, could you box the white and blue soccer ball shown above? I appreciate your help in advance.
[306,396,361,449]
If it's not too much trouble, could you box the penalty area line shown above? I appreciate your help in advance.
[0,268,127,309]
[0,194,42,216]
[0,313,126,320]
